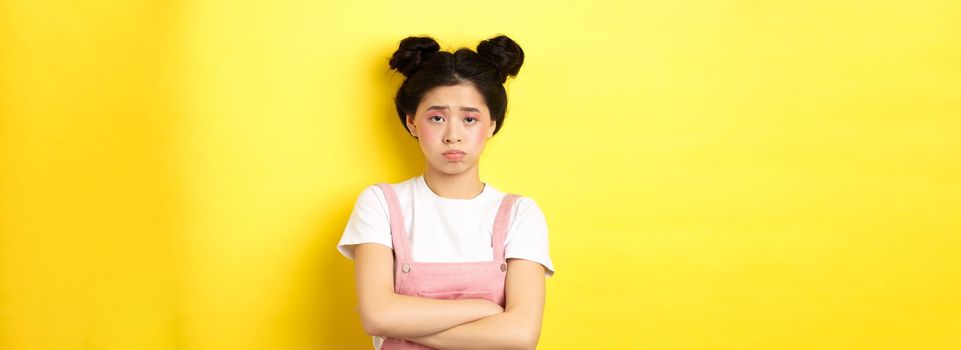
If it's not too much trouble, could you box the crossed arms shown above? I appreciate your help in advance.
[351,243,546,350]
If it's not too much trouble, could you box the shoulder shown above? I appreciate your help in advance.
[511,195,545,220]
[338,183,400,260]
[503,195,549,238]
[355,184,386,207]
[357,176,417,206]
[502,194,555,277]
[349,183,395,223]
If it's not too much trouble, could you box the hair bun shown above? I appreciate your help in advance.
[389,36,441,77]
[476,35,524,83]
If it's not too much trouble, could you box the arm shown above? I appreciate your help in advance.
[352,243,504,339]
[405,258,546,350]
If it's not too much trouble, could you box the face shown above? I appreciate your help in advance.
[406,83,497,176]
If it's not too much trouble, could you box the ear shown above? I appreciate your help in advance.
[406,114,417,138]
[487,120,496,138]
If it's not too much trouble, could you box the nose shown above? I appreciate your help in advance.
[443,124,462,144]
[444,135,462,144]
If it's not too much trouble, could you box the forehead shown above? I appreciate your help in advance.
[418,84,488,114]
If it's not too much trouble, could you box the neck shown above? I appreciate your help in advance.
[422,166,484,200]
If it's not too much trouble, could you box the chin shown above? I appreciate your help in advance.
[430,161,475,175]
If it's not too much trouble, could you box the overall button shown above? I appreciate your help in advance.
[500,263,507,272]
[402,263,410,273]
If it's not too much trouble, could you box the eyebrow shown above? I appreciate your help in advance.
[426,105,482,113]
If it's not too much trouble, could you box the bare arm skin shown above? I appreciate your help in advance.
[404,258,547,350]
[352,243,504,339]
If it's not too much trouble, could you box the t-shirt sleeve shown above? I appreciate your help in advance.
[504,196,556,277]
[337,185,393,260]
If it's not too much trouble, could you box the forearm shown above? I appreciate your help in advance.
[405,309,536,350]
[363,293,500,339]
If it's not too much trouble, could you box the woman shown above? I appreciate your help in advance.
[337,34,555,350]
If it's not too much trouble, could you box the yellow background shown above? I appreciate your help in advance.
[2,0,959,349]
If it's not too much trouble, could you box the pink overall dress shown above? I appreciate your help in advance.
[375,183,520,350]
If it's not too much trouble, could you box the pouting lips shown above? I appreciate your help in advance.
[443,151,465,161]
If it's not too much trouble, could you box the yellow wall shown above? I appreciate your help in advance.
[2,1,959,349]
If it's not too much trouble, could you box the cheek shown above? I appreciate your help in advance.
[417,124,439,140]
[473,127,488,141]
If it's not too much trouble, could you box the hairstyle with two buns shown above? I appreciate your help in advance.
[388,34,524,137]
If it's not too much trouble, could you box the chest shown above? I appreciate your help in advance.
[399,198,501,263]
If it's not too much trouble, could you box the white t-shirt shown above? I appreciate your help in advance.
[337,174,555,274]
[338,175,556,349]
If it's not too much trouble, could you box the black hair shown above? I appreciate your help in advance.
[388,34,524,137]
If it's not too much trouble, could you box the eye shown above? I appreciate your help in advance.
[464,116,478,123]
[430,115,444,122]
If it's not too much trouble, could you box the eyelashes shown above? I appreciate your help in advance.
[429,115,479,124]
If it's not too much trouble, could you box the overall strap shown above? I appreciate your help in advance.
[375,183,412,262]
[492,194,521,261]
